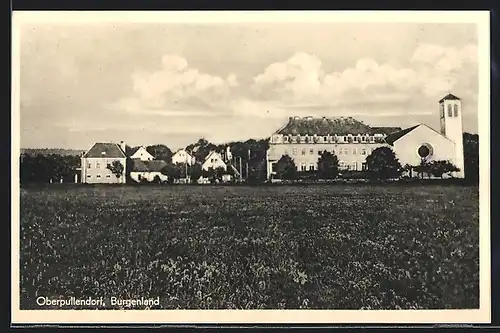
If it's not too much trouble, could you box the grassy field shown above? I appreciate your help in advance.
[19,184,479,310]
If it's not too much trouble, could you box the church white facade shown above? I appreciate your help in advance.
[266,93,465,179]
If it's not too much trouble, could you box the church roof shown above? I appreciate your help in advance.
[439,93,461,103]
[384,125,420,145]
[276,117,401,136]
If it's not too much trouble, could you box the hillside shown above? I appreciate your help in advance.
[20,148,86,157]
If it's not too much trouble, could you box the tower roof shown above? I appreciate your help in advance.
[439,93,460,103]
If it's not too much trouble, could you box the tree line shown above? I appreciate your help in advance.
[19,133,478,185]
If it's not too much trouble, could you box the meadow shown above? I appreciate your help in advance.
[19,184,479,310]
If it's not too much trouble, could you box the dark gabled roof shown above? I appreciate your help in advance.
[439,93,460,103]
[369,126,402,135]
[276,117,402,136]
[146,160,168,172]
[83,142,126,158]
[129,146,141,156]
[384,125,420,145]
[130,159,168,172]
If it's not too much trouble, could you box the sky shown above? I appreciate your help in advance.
[18,21,479,150]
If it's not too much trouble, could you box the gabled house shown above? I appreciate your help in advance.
[202,151,227,171]
[129,146,154,161]
[172,148,195,165]
[129,159,169,183]
[81,141,127,183]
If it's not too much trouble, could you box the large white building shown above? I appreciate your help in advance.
[266,93,465,179]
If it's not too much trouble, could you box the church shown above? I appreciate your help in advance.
[266,93,465,179]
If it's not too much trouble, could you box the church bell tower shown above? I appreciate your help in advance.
[439,93,465,178]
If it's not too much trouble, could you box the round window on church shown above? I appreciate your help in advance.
[418,143,433,159]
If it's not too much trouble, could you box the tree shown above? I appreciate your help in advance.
[189,163,203,183]
[427,160,460,178]
[463,132,479,183]
[317,150,339,179]
[215,167,226,181]
[202,167,217,184]
[187,138,217,163]
[413,159,431,179]
[275,155,297,180]
[402,163,413,178]
[146,144,173,163]
[160,163,181,183]
[107,160,124,181]
[365,147,402,180]
[152,175,162,184]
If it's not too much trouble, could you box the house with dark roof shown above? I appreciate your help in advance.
[81,141,127,183]
[267,93,465,179]
[129,159,169,183]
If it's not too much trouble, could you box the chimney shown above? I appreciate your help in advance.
[120,141,126,153]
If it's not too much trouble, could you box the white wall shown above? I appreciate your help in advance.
[131,147,154,161]
[172,150,194,165]
[81,157,127,183]
[393,125,458,176]
[130,172,169,183]
[202,153,227,171]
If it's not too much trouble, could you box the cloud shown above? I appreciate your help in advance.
[251,43,478,113]
[113,54,238,114]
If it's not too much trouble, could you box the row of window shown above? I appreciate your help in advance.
[280,134,379,144]
[273,161,367,172]
[87,161,114,169]
[86,174,112,179]
[282,147,374,156]
[441,104,459,118]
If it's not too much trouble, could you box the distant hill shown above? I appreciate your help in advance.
[20,148,86,156]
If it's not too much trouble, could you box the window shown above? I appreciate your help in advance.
[309,148,314,155]
[309,164,315,171]
[362,162,367,171]
[87,162,91,169]
[292,148,297,155]
[454,104,459,117]
[369,136,375,143]
[353,136,359,143]
[440,104,445,118]
[271,163,277,172]
[318,149,322,155]
[284,136,289,143]
[87,175,92,178]
[211,158,215,163]
[338,149,343,155]
[106,175,111,178]
[96,175,101,179]
[343,136,348,142]
[352,162,357,171]
[344,148,349,155]
[361,148,367,155]
[353,148,357,155]
[300,163,307,171]
[301,149,306,156]
[323,136,328,142]
[361,136,366,142]
[96,161,100,169]
[448,104,453,117]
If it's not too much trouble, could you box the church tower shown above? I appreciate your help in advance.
[439,93,465,178]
